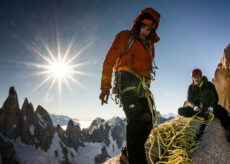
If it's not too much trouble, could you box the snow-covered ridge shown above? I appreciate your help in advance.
[11,133,78,164]
[49,113,80,127]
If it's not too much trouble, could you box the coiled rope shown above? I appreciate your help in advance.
[147,111,215,164]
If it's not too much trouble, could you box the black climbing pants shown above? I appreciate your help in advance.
[178,104,230,128]
[120,71,154,164]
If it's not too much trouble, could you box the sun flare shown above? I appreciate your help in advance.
[49,61,71,78]
[21,35,94,98]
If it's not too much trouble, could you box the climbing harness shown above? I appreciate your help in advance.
[111,30,158,106]
[118,69,157,126]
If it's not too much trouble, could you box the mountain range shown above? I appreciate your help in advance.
[0,87,173,164]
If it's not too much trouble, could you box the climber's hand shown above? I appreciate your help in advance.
[194,106,200,111]
[208,106,214,112]
[99,88,110,105]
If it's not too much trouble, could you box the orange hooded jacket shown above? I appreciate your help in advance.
[100,8,160,89]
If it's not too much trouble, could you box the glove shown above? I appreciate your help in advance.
[99,88,110,105]
[194,106,200,111]
[208,106,214,112]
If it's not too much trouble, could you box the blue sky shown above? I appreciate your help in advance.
[0,0,230,120]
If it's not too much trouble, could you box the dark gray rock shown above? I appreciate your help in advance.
[55,125,72,147]
[110,117,126,149]
[95,146,110,164]
[20,98,37,145]
[66,119,84,151]
[0,133,18,164]
[192,119,230,164]
[0,86,20,140]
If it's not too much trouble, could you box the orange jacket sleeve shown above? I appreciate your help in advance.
[100,31,129,89]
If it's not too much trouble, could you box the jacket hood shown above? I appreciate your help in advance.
[131,8,160,43]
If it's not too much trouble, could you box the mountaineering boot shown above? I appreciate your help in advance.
[120,146,129,164]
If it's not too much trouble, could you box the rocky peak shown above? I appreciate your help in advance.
[222,43,230,70]
[88,117,105,134]
[213,43,230,112]
[66,120,83,151]
[1,86,19,114]
[67,119,74,128]
[0,87,20,140]
[55,125,72,147]
[21,98,34,116]
[35,105,53,127]
[66,119,81,132]
[109,117,126,149]
[106,116,122,127]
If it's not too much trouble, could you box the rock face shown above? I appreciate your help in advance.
[192,119,230,164]
[0,86,77,163]
[34,105,55,151]
[0,86,20,140]
[65,119,83,151]
[213,44,230,112]
[0,134,18,164]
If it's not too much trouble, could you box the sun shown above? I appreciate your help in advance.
[48,61,71,78]
[21,35,94,98]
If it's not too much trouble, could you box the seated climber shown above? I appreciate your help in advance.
[178,68,230,141]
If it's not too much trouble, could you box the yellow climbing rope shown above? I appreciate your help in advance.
[147,111,215,164]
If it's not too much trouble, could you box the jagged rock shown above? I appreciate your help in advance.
[213,44,230,112]
[20,98,37,145]
[76,117,127,164]
[191,119,230,164]
[55,125,77,163]
[95,146,111,164]
[55,125,72,147]
[66,119,84,151]
[82,118,111,146]
[102,153,123,164]
[221,44,230,70]
[34,105,55,151]
[19,100,55,151]
[36,105,53,127]
[110,117,126,149]
[0,86,20,140]
[0,133,18,164]
[87,117,105,134]
[0,87,79,163]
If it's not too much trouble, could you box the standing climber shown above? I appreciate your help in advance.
[178,68,230,141]
[99,8,161,164]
